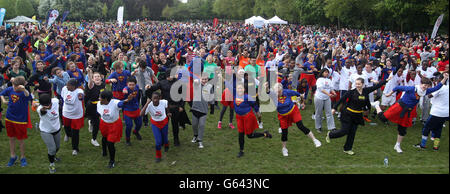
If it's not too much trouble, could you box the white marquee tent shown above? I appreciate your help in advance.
[265,16,288,25]
[245,16,267,28]
[6,16,38,24]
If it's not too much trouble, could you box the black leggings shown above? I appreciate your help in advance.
[239,132,265,151]
[102,137,116,162]
[65,127,79,151]
[219,106,234,124]
[281,121,311,142]
[329,121,358,151]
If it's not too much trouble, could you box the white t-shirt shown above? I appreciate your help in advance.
[383,73,404,95]
[97,99,122,123]
[331,71,341,91]
[61,87,84,119]
[145,100,168,122]
[339,67,355,91]
[430,85,449,117]
[363,70,378,87]
[315,78,333,100]
[349,73,367,90]
[416,66,434,79]
[37,98,60,133]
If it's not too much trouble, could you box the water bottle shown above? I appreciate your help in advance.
[384,156,389,167]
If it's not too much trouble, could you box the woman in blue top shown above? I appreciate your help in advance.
[66,61,85,88]
[374,73,449,153]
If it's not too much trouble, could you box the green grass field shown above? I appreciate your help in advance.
[0,98,448,174]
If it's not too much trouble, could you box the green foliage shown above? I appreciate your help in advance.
[15,0,35,17]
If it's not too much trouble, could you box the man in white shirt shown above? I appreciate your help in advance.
[363,63,378,103]
[381,68,405,110]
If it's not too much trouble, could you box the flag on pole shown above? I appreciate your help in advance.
[0,8,6,27]
[47,9,59,28]
[213,18,219,28]
[61,11,70,23]
[117,6,124,26]
[431,14,444,40]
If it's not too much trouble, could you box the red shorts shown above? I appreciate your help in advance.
[236,111,259,135]
[100,118,123,143]
[151,117,169,130]
[221,88,234,108]
[63,116,85,130]
[124,109,141,118]
[383,103,414,128]
[5,120,29,140]
[300,73,317,87]
[278,105,302,129]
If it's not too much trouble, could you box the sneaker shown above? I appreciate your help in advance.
[155,158,161,163]
[126,139,132,146]
[430,137,435,141]
[370,101,380,108]
[317,128,323,133]
[228,123,235,130]
[259,122,264,129]
[344,150,355,155]
[198,142,204,149]
[20,158,27,167]
[64,135,70,142]
[49,164,56,174]
[191,136,198,143]
[237,151,244,158]
[88,120,93,133]
[363,117,372,123]
[278,128,282,134]
[314,139,322,148]
[394,144,403,154]
[7,156,18,167]
[91,139,100,147]
[282,148,289,157]
[108,161,115,169]
[312,114,316,120]
[174,139,180,147]
[264,131,273,139]
[54,157,61,163]
[413,144,426,150]
[326,131,331,143]
[72,150,78,156]
[217,121,222,129]
[133,131,142,141]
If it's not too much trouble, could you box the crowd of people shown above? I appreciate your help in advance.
[0,20,448,173]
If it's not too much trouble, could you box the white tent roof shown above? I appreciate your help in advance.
[245,16,266,25]
[265,16,288,25]
[6,16,38,23]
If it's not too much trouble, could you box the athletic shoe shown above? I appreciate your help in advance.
[72,150,78,156]
[64,135,70,142]
[108,161,115,169]
[264,131,273,139]
[259,122,264,129]
[54,157,61,163]
[430,137,435,141]
[174,139,180,147]
[20,158,27,167]
[282,148,289,157]
[314,139,322,148]
[394,145,403,154]
[312,114,316,120]
[198,142,204,149]
[191,136,198,143]
[278,128,282,134]
[88,120,93,133]
[326,131,331,143]
[228,123,235,130]
[363,117,372,123]
[370,101,380,108]
[413,144,426,150]
[126,139,132,146]
[91,139,100,147]
[155,158,161,163]
[217,121,222,129]
[343,150,355,155]
[237,151,244,158]
[49,164,56,174]
[7,156,18,167]
[133,131,143,141]
[317,128,323,133]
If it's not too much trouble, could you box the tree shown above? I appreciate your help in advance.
[108,0,123,20]
[141,5,149,18]
[37,0,51,18]
[102,3,108,19]
[15,0,35,17]
[0,0,17,19]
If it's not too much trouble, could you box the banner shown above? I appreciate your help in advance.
[431,14,444,40]
[213,18,219,28]
[0,8,5,27]
[47,9,59,28]
[117,6,124,26]
[61,11,70,23]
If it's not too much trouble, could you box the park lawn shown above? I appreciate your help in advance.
[0,98,448,174]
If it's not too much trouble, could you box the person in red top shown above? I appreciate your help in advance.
[437,54,448,73]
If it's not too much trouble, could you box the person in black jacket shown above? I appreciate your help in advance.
[326,75,393,155]
[147,69,189,147]
[27,58,60,99]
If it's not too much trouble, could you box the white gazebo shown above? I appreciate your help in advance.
[265,16,288,25]
[245,16,267,28]
[6,16,38,24]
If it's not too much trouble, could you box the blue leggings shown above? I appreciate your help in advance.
[152,124,169,151]
[123,115,143,138]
